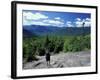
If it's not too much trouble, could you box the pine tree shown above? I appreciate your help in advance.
[44,35,49,50]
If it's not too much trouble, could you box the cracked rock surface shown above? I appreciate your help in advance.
[23,51,91,69]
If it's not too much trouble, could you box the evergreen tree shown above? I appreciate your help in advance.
[44,35,49,50]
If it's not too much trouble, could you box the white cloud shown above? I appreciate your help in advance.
[23,12,48,25]
[54,17,61,20]
[66,21,74,27]
[84,18,91,27]
[76,18,81,21]
[23,19,31,25]
[23,12,48,20]
[23,18,64,27]
[75,21,83,27]
[75,18,91,27]
[43,19,64,24]
[85,18,91,21]
[23,12,65,27]
[74,18,83,27]
[32,21,50,26]
[84,21,91,27]
[42,19,64,27]
[49,20,61,24]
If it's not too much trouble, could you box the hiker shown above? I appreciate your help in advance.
[45,50,50,66]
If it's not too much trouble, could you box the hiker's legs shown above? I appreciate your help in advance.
[49,60,50,66]
[47,61,48,66]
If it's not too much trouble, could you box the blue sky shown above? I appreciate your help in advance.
[23,10,91,27]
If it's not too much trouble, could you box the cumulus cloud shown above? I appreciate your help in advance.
[23,11,91,27]
[85,18,91,21]
[49,20,63,24]
[75,18,91,27]
[75,21,83,27]
[76,18,81,21]
[23,12,48,20]
[66,21,74,27]
[65,18,91,27]
[32,21,51,26]
[43,19,64,27]
[54,17,61,20]
[74,18,83,27]
[23,18,31,25]
[23,12,64,27]
[84,18,91,27]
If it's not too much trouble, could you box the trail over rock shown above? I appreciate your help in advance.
[23,51,91,69]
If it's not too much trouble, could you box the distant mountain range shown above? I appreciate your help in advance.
[23,25,90,37]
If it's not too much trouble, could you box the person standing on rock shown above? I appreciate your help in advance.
[45,49,51,66]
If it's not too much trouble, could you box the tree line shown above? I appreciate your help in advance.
[23,35,90,62]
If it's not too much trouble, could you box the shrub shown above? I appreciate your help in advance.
[63,35,90,52]
[23,34,91,62]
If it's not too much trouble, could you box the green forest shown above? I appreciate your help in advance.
[23,35,90,62]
